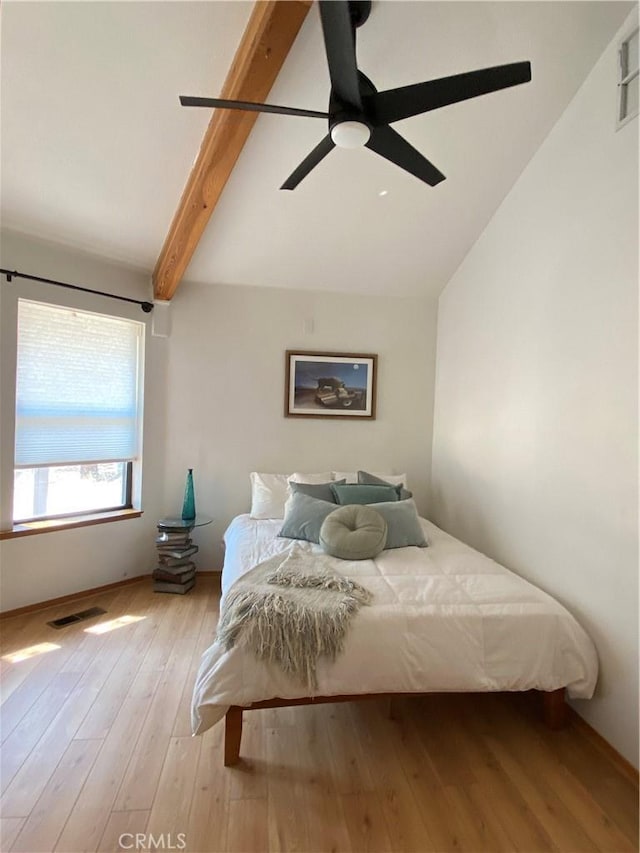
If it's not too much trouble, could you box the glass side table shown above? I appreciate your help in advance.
[158,515,213,529]
[154,515,213,594]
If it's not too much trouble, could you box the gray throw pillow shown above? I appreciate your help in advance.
[369,499,427,549]
[278,492,336,544]
[320,505,387,561]
[357,470,413,500]
[289,479,345,503]
[330,483,399,505]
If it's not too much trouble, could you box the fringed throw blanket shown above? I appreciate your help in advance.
[216,547,373,690]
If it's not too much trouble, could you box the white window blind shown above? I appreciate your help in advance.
[15,300,143,467]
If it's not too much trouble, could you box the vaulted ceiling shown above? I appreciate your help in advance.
[1,1,632,298]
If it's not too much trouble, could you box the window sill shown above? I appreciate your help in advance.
[0,509,143,540]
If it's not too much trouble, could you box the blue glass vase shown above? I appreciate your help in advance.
[181,469,196,521]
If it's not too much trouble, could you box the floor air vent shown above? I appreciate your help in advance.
[47,606,106,629]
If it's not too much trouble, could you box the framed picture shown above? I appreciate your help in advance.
[285,351,377,419]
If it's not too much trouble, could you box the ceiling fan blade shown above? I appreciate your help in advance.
[365,61,532,125]
[281,135,335,190]
[366,125,445,186]
[319,1,362,110]
[179,95,328,119]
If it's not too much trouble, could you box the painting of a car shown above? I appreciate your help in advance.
[285,351,377,419]
[315,377,362,408]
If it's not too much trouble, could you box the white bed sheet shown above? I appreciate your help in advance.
[191,514,598,734]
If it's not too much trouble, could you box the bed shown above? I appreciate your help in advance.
[191,483,598,766]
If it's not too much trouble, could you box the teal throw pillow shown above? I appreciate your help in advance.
[330,483,399,505]
[368,499,427,549]
[357,470,413,500]
[278,492,336,544]
[289,479,345,503]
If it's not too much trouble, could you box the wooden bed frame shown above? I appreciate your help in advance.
[222,687,567,766]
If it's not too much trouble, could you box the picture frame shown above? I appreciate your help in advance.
[285,350,377,419]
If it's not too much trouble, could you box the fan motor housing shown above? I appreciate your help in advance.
[328,72,377,128]
[349,0,372,28]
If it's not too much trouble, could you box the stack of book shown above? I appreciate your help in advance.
[153,518,199,594]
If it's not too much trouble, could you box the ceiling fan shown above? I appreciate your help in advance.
[180,0,532,190]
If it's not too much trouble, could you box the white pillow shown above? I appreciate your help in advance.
[250,472,291,519]
[289,472,334,485]
[250,472,335,519]
[332,471,358,484]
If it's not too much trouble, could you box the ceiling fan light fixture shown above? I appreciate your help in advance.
[330,120,371,148]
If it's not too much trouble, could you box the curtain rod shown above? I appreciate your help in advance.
[0,267,154,313]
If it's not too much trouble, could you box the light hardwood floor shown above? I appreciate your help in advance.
[1,577,637,853]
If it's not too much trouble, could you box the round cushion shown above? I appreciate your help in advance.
[319,504,387,560]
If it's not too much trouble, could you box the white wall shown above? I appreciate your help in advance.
[431,12,638,766]
[0,230,167,611]
[162,281,438,572]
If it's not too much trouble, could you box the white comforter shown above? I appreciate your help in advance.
[191,514,598,734]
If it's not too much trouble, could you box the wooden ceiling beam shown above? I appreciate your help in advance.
[153,0,314,301]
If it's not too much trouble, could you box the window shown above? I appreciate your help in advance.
[617,26,639,128]
[13,300,144,523]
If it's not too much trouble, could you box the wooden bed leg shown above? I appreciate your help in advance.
[224,706,243,766]
[542,688,567,730]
